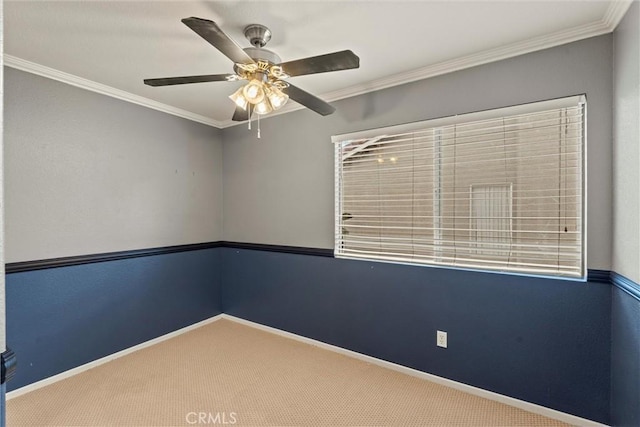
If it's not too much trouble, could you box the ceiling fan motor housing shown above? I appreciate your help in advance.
[243,47,281,65]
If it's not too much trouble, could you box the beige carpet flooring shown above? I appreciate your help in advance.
[7,319,572,426]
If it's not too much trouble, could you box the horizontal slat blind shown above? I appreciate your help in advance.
[335,97,585,278]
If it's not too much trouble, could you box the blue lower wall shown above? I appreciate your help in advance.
[611,285,640,427]
[221,248,611,424]
[6,248,222,391]
[9,245,639,425]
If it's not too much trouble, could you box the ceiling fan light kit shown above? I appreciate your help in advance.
[144,17,360,137]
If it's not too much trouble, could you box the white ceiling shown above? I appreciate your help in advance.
[4,1,631,128]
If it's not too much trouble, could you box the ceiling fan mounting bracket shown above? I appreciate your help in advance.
[244,24,272,48]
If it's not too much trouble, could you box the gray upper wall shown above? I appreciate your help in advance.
[3,32,617,271]
[222,34,614,271]
[613,1,640,283]
[4,67,224,263]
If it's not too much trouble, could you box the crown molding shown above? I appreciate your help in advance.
[3,55,225,128]
[222,8,628,129]
[6,1,632,130]
[602,0,634,29]
[319,18,621,108]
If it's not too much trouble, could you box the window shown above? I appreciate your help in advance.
[334,96,586,278]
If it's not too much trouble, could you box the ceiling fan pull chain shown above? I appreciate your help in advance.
[257,114,261,139]
[248,104,252,130]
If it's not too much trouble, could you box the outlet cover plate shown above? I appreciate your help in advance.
[437,330,447,348]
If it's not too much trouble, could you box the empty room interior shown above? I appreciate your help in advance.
[1,1,639,426]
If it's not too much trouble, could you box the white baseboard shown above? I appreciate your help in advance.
[7,312,606,426]
[6,314,224,400]
[221,314,606,427]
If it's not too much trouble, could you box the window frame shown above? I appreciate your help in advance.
[333,95,587,280]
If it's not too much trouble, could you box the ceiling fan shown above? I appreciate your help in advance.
[144,17,360,122]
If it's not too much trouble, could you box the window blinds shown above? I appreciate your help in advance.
[334,96,585,278]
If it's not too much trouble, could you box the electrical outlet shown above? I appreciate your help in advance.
[437,330,447,348]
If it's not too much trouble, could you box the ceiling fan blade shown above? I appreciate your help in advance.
[144,74,235,87]
[182,17,255,65]
[232,105,250,122]
[282,82,336,116]
[279,50,359,77]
